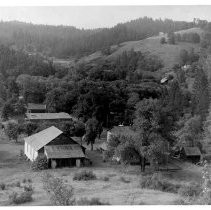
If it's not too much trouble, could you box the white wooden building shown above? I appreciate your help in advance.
[24,126,63,161]
[24,126,86,167]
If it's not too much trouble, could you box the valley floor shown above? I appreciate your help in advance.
[0,130,206,205]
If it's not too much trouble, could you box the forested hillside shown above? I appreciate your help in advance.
[0,17,196,58]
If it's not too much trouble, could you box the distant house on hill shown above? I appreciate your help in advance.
[25,112,76,122]
[24,126,86,167]
[181,146,201,163]
[27,103,46,113]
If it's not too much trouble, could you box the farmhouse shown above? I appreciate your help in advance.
[24,126,86,168]
[25,112,76,122]
[27,103,46,113]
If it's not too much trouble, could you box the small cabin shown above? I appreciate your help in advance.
[27,103,46,113]
[181,147,201,163]
[24,126,86,168]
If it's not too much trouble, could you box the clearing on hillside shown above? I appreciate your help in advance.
[107,28,202,73]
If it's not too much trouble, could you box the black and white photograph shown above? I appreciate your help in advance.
[0,1,211,206]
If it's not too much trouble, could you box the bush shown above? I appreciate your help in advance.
[42,172,75,205]
[77,197,109,205]
[160,37,166,44]
[102,176,109,181]
[24,184,34,192]
[9,191,33,204]
[120,176,130,183]
[140,173,181,193]
[0,183,6,190]
[178,182,202,197]
[16,181,21,188]
[31,155,48,171]
[4,122,19,142]
[73,170,97,181]
[28,178,32,183]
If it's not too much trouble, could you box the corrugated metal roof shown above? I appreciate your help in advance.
[26,112,73,120]
[44,144,85,159]
[183,147,201,156]
[24,126,63,151]
[27,103,46,110]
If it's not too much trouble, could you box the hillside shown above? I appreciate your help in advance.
[106,27,202,73]
[0,18,196,58]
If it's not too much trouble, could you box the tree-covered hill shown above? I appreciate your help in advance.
[0,17,196,58]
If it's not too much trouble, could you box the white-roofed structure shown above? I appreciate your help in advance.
[24,126,63,161]
[25,112,76,122]
[24,126,86,167]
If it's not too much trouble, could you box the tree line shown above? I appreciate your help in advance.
[0,17,196,57]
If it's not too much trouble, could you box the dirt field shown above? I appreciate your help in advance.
[0,128,205,206]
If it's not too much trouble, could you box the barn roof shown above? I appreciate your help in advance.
[26,112,74,120]
[24,126,63,151]
[183,147,201,156]
[44,144,85,159]
[27,103,46,110]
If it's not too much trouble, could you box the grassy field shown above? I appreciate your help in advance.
[0,127,207,206]
[107,28,202,74]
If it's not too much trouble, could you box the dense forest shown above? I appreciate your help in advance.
[0,17,196,57]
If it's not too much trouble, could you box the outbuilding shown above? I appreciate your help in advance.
[27,103,46,113]
[181,146,201,163]
[24,126,86,167]
[25,112,76,122]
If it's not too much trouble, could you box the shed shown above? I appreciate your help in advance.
[27,103,46,113]
[24,126,86,167]
[25,112,76,122]
[181,147,201,163]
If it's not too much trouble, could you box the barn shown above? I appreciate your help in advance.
[24,126,86,167]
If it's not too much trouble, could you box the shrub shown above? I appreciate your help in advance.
[31,155,48,171]
[140,173,181,193]
[174,198,190,205]
[120,176,130,183]
[42,172,75,205]
[9,191,33,204]
[19,149,24,158]
[73,170,97,181]
[28,178,32,183]
[178,182,202,197]
[0,183,6,190]
[24,184,34,192]
[16,181,21,187]
[4,122,19,142]
[160,37,166,44]
[77,197,109,205]
[22,178,27,183]
[102,176,109,181]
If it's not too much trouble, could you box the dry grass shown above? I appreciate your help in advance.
[107,28,201,74]
[0,136,208,205]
